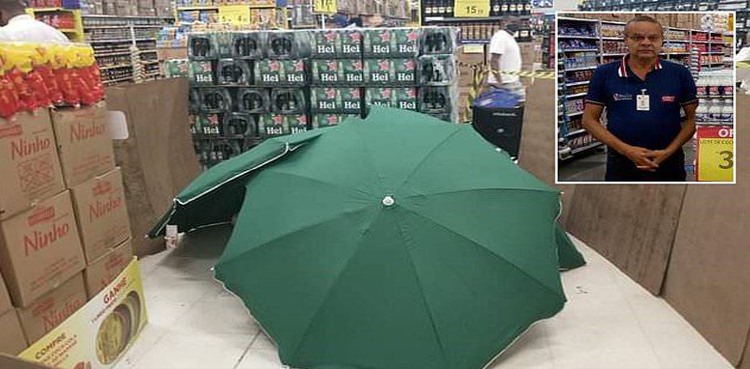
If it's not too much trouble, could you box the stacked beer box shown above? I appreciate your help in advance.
[183,27,460,168]
[187,30,311,169]
[0,105,132,355]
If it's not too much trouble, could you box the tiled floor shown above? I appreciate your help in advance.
[114,224,732,369]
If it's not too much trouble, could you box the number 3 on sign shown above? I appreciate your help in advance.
[697,138,733,182]
[454,0,489,17]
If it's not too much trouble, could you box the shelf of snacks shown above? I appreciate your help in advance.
[26,7,85,42]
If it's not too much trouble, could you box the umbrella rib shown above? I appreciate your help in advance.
[399,206,567,302]
[394,127,463,194]
[392,210,452,369]
[219,204,376,263]
[402,187,559,200]
[287,208,385,363]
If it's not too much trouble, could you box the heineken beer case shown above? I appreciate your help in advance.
[254,59,307,86]
[418,55,457,86]
[266,30,312,59]
[311,29,363,58]
[311,60,345,85]
[310,87,362,113]
[212,32,235,59]
[365,59,395,85]
[199,88,233,113]
[236,88,271,114]
[223,113,258,137]
[216,59,253,85]
[190,113,223,136]
[188,60,215,86]
[232,31,265,59]
[363,28,420,58]
[420,27,459,55]
[188,33,217,60]
[312,114,359,129]
[340,59,365,85]
[271,88,307,115]
[365,87,417,111]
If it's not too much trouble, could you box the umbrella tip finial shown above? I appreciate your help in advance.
[382,196,395,207]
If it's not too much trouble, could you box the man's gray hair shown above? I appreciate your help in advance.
[625,15,664,36]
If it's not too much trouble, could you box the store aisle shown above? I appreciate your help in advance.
[113,224,732,369]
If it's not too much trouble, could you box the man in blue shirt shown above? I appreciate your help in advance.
[583,15,698,181]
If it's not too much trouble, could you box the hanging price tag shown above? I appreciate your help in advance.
[454,0,490,17]
[313,0,337,14]
[696,125,734,182]
[219,4,251,25]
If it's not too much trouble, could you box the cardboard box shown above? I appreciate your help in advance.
[0,110,66,221]
[0,309,27,354]
[51,105,116,189]
[83,239,132,298]
[17,274,87,344]
[0,191,85,307]
[0,354,53,369]
[0,269,12,316]
[70,168,131,263]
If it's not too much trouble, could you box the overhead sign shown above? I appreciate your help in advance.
[313,0,337,14]
[454,0,490,17]
[219,4,252,25]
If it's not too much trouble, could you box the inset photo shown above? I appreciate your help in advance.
[556,12,736,183]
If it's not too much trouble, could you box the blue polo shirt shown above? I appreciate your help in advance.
[585,55,698,150]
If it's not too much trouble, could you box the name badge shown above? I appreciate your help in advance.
[637,89,650,111]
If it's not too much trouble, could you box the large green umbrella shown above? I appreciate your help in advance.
[151,107,584,369]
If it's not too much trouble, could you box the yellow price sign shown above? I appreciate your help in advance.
[454,0,489,17]
[696,126,734,182]
[219,4,251,25]
[313,0,337,14]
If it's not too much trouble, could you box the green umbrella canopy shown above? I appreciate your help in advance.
[203,107,578,369]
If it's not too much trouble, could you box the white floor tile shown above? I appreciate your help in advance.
[114,228,733,369]
[130,332,252,369]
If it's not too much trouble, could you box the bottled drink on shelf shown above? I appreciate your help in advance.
[491,0,500,16]
[523,1,531,15]
[500,0,509,14]
[446,0,454,17]
[696,98,708,123]
[508,0,517,15]
[437,0,446,17]
[424,0,432,16]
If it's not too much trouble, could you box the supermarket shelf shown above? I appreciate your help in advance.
[177,4,275,10]
[89,37,156,43]
[558,35,599,40]
[601,36,622,40]
[103,76,134,84]
[704,52,725,54]
[95,51,131,57]
[143,60,160,65]
[558,16,598,23]
[566,128,587,137]
[460,40,490,44]
[602,52,626,56]
[85,24,164,29]
[565,92,588,99]
[31,7,73,12]
[83,14,174,19]
[99,64,133,70]
[424,16,531,22]
[561,48,599,52]
[567,111,584,117]
[665,51,690,54]
[570,141,603,154]
[140,49,158,53]
[564,65,597,72]
[566,81,590,87]
[666,39,690,43]
[690,40,709,44]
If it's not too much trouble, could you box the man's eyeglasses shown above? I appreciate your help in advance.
[625,34,663,43]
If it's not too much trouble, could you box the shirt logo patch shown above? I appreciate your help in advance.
[662,96,676,103]
[613,93,633,101]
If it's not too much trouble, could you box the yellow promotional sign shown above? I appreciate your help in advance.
[20,258,147,369]
[696,126,734,182]
[454,0,490,17]
[219,4,252,25]
[313,0,337,14]
[463,44,484,53]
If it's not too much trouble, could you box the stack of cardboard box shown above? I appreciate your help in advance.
[0,105,133,352]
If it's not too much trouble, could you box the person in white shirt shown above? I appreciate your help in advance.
[0,0,69,43]
[487,20,525,100]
